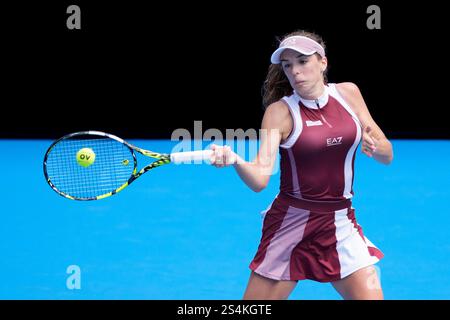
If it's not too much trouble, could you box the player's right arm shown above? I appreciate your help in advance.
[211,101,291,192]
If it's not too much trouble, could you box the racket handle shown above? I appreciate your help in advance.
[170,150,213,164]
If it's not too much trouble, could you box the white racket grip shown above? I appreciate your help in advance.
[170,150,213,164]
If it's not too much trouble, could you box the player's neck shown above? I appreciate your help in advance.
[297,83,326,101]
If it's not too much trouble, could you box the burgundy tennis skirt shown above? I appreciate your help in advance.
[249,193,383,282]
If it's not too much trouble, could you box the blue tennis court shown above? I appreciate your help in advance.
[1,139,449,299]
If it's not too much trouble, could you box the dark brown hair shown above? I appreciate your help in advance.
[262,30,327,108]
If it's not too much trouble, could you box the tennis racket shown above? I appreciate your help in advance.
[43,131,212,201]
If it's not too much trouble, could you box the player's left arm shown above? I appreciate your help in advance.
[336,82,394,165]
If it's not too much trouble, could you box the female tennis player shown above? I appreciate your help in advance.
[210,30,393,300]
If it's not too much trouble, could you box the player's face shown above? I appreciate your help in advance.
[280,49,327,94]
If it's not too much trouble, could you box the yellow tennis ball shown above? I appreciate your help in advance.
[76,148,96,167]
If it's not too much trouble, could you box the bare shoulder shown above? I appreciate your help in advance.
[336,82,363,100]
[263,100,290,126]
[262,100,292,139]
[265,100,290,115]
[335,82,366,114]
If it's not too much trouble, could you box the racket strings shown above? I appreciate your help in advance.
[45,137,135,199]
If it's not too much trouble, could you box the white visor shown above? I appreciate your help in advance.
[270,36,326,64]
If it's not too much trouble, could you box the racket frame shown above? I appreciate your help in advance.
[43,131,171,201]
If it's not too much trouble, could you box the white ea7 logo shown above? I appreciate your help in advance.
[327,137,343,147]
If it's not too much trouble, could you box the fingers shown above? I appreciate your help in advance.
[364,135,375,147]
[210,145,235,168]
[361,137,378,157]
[361,145,374,157]
[210,144,222,167]
[210,144,224,166]
[364,126,376,146]
[216,146,224,166]
[223,145,231,165]
[362,139,377,152]
[362,126,377,158]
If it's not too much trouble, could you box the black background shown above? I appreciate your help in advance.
[1,1,447,139]
[0,300,448,317]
